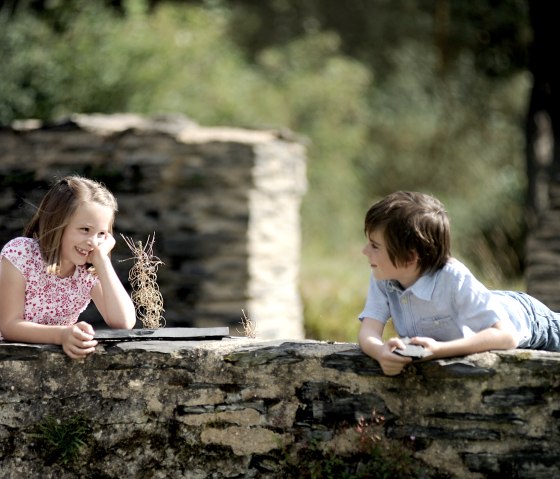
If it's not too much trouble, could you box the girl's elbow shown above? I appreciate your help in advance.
[125,316,137,330]
[119,311,136,330]
[116,301,136,329]
[105,311,136,330]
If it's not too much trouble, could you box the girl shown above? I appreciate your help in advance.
[0,175,136,359]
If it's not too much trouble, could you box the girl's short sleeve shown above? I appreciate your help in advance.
[0,237,39,276]
[1,237,97,325]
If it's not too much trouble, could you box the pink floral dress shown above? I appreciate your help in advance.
[0,237,98,337]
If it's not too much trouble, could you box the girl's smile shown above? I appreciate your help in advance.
[76,246,92,257]
[59,202,114,277]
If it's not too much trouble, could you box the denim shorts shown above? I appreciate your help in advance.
[504,291,560,351]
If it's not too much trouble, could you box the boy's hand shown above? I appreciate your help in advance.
[394,337,433,359]
[61,322,98,359]
[377,337,413,376]
[409,337,441,358]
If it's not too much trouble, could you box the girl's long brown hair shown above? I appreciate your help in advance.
[24,176,118,275]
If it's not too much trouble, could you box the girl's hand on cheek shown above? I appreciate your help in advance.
[88,233,115,267]
[99,233,116,255]
[61,322,98,359]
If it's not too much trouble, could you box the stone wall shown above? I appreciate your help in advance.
[0,114,307,338]
[0,340,558,479]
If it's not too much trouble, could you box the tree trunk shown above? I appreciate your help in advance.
[524,1,560,309]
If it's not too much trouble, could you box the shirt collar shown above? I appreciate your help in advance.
[386,271,437,301]
[409,273,437,300]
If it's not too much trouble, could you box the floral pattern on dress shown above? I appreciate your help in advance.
[0,237,98,327]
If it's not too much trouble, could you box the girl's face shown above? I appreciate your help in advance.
[59,201,114,277]
[362,229,420,289]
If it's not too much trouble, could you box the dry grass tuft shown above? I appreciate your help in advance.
[121,233,165,329]
[237,309,257,338]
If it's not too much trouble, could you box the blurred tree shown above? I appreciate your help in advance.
[525,1,560,222]
[220,0,531,280]
[523,1,560,309]
[0,0,541,339]
[0,0,538,293]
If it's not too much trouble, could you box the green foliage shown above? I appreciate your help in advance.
[0,0,531,340]
[255,33,372,250]
[0,13,56,120]
[33,415,91,465]
[302,247,366,342]
[363,40,529,280]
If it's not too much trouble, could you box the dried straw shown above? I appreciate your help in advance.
[121,233,165,329]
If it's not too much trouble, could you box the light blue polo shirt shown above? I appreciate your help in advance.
[359,259,532,346]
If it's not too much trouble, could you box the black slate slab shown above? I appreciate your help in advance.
[95,327,230,342]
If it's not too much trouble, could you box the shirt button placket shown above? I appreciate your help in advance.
[401,293,414,336]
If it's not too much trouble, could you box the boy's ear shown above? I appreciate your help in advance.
[406,250,419,266]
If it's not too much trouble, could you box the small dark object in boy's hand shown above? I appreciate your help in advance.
[394,338,432,359]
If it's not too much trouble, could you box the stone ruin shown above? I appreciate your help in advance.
[1,339,559,478]
[0,113,307,339]
[2,114,560,479]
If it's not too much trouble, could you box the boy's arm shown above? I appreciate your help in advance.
[411,319,518,359]
[358,317,413,376]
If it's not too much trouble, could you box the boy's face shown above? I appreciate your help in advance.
[362,229,420,289]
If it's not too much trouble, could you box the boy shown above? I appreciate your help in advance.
[358,191,560,376]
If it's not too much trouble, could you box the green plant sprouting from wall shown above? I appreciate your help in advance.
[354,410,422,479]
[33,415,91,465]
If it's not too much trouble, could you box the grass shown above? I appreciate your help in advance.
[300,242,527,343]
[301,241,368,343]
[33,415,91,465]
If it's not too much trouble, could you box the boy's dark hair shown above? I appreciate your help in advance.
[364,191,451,274]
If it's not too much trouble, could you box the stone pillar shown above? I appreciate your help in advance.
[0,113,307,338]
[247,140,307,339]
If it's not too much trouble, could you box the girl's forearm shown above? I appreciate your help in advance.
[94,258,136,329]
[1,320,66,345]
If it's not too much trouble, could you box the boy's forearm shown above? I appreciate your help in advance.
[358,318,389,360]
[426,327,517,359]
[358,331,385,361]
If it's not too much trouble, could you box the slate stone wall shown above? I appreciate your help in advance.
[0,114,307,338]
[0,340,558,478]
